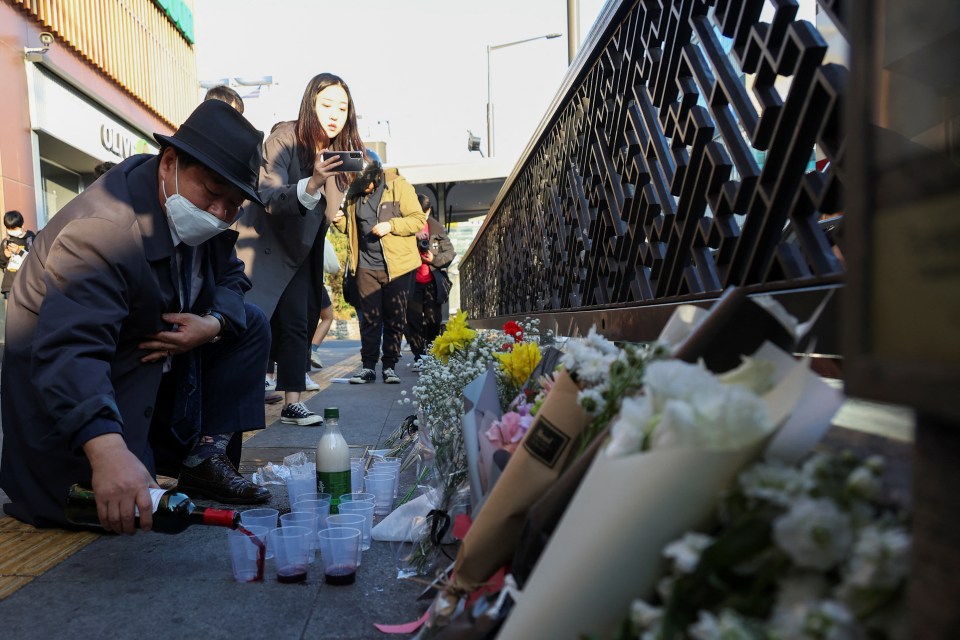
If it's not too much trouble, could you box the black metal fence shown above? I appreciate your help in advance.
[460,0,847,343]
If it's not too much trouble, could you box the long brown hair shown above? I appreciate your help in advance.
[295,73,364,178]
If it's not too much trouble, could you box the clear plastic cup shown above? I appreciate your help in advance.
[364,472,394,516]
[339,492,375,504]
[350,458,365,493]
[269,525,312,584]
[294,498,331,536]
[238,508,279,559]
[318,527,361,586]
[285,473,314,507]
[227,525,267,582]
[280,511,319,563]
[372,461,400,498]
[326,513,366,565]
[337,500,374,551]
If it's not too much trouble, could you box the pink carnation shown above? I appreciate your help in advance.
[486,410,534,453]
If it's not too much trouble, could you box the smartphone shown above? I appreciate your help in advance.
[320,150,364,172]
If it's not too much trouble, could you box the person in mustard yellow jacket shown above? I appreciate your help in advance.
[331,153,426,384]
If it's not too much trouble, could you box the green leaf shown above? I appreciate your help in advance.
[663,518,773,636]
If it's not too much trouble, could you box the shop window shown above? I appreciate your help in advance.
[40,158,83,220]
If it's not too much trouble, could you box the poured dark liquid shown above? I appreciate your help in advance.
[277,566,308,584]
[236,525,266,582]
[324,565,356,585]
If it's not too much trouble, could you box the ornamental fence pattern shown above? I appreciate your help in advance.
[459,0,847,339]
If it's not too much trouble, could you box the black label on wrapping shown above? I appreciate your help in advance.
[523,416,570,469]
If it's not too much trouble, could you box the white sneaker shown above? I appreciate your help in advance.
[265,376,276,391]
[310,347,324,369]
[280,402,323,426]
[304,373,320,391]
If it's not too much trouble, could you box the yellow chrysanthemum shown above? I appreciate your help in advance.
[495,341,542,386]
[429,311,477,363]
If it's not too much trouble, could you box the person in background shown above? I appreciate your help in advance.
[92,162,116,180]
[235,72,359,424]
[404,194,455,369]
[0,210,36,301]
[204,84,244,114]
[0,100,272,532]
[307,232,339,370]
[331,153,426,384]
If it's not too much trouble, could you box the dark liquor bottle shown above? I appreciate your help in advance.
[64,484,240,533]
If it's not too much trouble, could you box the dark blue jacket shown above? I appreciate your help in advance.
[0,155,250,527]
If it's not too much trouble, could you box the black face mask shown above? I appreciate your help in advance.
[345,149,383,201]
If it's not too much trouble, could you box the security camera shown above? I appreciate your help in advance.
[39,32,54,46]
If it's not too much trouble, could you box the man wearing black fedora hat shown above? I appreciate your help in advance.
[0,100,274,533]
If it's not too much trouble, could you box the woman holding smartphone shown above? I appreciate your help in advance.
[235,72,363,425]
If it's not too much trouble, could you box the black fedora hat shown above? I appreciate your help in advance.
[154,100,264,206]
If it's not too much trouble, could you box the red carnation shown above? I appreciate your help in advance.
[503,321,524,343]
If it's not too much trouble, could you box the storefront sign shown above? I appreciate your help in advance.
[100,125,152,159]
[30,67,158,163]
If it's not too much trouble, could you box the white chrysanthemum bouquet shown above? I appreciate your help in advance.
[621,452,910,640]
[501,335,844,638]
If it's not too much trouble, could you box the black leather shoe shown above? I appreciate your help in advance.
[177,454,271,505]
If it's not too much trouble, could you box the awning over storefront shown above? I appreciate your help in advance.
[398,159,513,225]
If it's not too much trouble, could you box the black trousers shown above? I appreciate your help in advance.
[149,302,270,475]
[356,268,414,370]
[269,257,311,391]
[405,279,441,359]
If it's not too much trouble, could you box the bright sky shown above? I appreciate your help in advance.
[194,0,606,166]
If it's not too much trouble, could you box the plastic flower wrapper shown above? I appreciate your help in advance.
[609,452,911,640]
[409,314,515,576]
[500,338,843,639]
[381,413,421,463]
[252,451,313,485]
[414,574,521,640]
[251,462,287,486]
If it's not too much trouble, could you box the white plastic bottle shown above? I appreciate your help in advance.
[316,407,350,513]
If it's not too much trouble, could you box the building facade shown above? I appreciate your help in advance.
[0,0,198,230]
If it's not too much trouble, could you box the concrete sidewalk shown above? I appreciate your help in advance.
[0,340,433,640]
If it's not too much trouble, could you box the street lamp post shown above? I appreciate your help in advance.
[486,33,561,157]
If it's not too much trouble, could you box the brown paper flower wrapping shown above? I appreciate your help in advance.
[451,369,588,591]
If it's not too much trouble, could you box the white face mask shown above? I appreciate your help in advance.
[7,228,25,238]
[162,160,230,246]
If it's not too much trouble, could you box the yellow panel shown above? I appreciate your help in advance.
[0,576,35,601]
[0,530,99,574]
[0,516,35,532]
[0,515,99,601]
